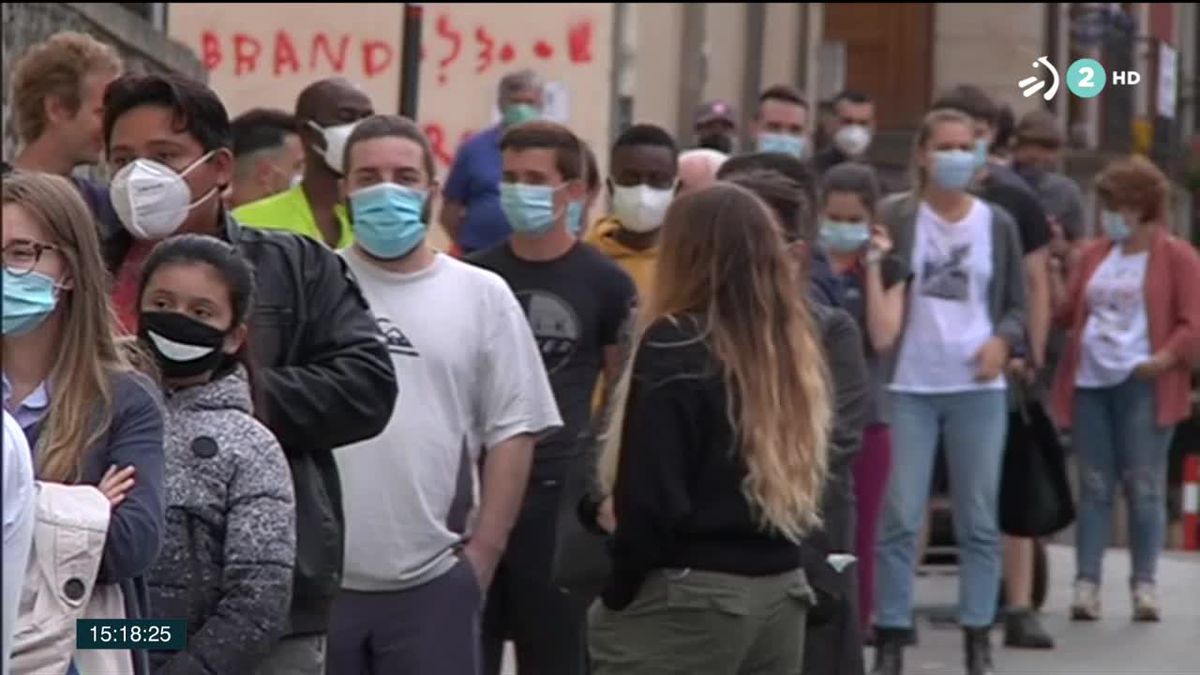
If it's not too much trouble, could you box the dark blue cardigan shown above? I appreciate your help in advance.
[25,370,165,675]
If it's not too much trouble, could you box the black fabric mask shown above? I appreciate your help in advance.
[1013,162,1047,188]
[139,311,229,379]
[698,133,735,155]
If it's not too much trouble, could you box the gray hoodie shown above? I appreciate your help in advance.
[146,368,295,675]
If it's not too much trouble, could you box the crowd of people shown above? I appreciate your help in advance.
[2,29,1199,675]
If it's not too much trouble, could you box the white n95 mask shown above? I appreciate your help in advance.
[834,124,872,157]
[612,184,675,234]
[109,152,217,240]
[307,120,358,175]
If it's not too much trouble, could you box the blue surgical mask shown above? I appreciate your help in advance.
[818,219,872,253]
[567,201,585,236]
[973,139,990,168]
[931,150,978,191]
[758,132,808,158]
[503,104,541,127]
[349,183,429,259]
[3,269,59,336]
[501,183,562,236]
[1100,209,1131,242]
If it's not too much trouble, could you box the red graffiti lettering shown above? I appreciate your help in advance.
[311,33,350,73]
[233,33,262,76]
[273,30,300,76]
[201,30,222,71]
[424,123,453,167]
[568,21,593,63]
[475,27,495,74]
[533,40,554,60]
[499,43,516,63]
[435,14,462,85]
[362,40,393,78]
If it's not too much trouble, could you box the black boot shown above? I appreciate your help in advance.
[963,626,995,675]
[1004,608,1055,649]
[871,627,908,675]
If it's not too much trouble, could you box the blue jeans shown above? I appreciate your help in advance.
[876,390,1008,629]
[1073,377,1175,586]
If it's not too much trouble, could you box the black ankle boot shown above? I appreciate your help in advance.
[1004,608,1055,649]
[871,627,908,675]
[963,626,995,675]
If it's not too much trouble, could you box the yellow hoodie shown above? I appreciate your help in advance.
[585,216,659,299]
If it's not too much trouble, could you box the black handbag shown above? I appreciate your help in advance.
[999,387,1076,537]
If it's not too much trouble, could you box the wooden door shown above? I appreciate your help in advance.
[824,3,934,131]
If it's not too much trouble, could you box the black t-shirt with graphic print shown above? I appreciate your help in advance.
[469,241,637,461]
[981,165,1052,255]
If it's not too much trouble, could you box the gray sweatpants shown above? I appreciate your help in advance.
[326,559,483,675]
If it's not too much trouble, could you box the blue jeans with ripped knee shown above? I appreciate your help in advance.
[1073,377,1176,586]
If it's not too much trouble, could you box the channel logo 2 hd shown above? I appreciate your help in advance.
[1019,56,1140,100]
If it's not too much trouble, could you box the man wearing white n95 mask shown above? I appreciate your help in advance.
[235,78,375,248]
[815,90,877,174]
[585,124,679,298]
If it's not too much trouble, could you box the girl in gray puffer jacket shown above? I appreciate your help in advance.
[136,235,296,675]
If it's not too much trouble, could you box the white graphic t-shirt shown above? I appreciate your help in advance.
[335,248,562,592]
[1076,246,1151,388]
[891,199,1005,393]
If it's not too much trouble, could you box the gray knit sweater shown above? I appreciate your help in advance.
[146,368,295,675]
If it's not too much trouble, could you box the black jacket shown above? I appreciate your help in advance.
[103,214,397,636]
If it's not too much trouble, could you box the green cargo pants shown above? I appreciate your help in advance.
[588,567,814,675]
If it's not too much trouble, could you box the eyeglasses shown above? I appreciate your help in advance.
[3,239,60,277]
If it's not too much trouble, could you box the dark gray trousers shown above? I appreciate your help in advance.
[326,560,483,675]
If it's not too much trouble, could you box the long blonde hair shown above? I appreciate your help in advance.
[2,172,136,483]
[598,183,831,541]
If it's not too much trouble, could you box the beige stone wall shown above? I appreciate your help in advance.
[628,3,683,134]
[761,3,802,90]
[703,3,746,108]
[932,3,1046,118]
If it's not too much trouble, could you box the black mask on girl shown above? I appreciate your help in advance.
[139,312,230,379]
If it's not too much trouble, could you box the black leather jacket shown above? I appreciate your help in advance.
[104,214,398,636]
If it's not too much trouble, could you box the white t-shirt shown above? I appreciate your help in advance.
[891,199,1006,393]
[1076,247,1151,388]
[335,248,562,592]
[2,411,35,675]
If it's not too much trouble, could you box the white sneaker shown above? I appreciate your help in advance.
[1132,582,1161,622]
[1071,580,1101,621]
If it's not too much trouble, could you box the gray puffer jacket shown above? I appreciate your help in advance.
[146,368,296,675]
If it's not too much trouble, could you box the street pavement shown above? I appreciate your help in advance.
[903,544,1200,675]
[503,544,1199,674]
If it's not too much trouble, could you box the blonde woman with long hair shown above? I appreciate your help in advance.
[587,182,831,675]
[3,171,165,675]
[873,109,1026,675]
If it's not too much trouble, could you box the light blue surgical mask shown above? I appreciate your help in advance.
[3,268,59,336]
[567,201,585,236]
[973,138,990,168]
[757,132,808,158]
[931,150,978,191]
[349,183,429,260]
[1100,209,1131,242]
[503,103,541,127]
[501,183,562,236]
[818,219,872,253]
